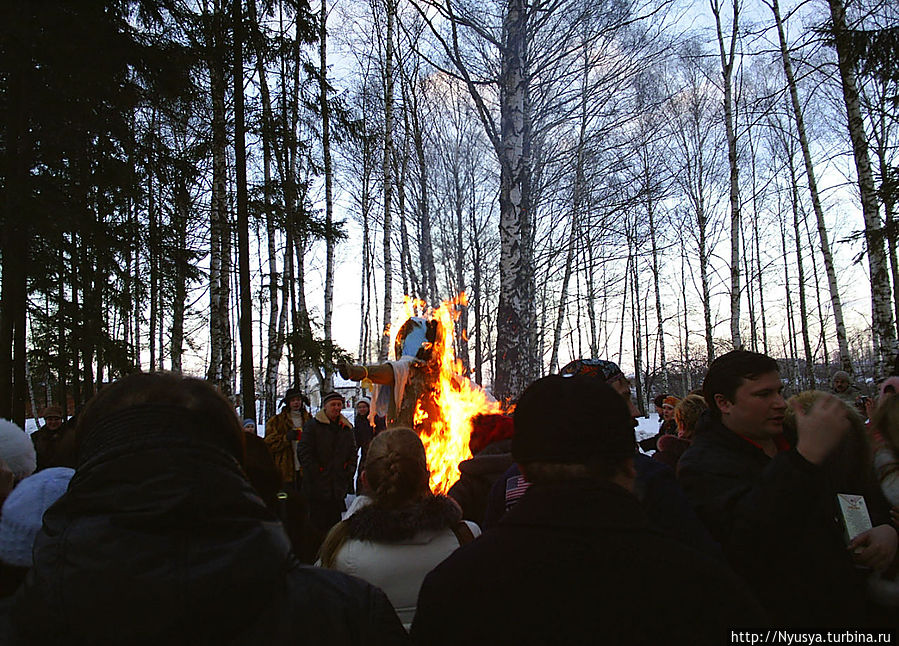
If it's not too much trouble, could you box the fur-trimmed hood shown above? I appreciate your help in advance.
[343,495,462,542]
[314,409,352,429]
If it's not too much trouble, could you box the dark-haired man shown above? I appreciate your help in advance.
[678,350,898,627]
[412,375,764,645]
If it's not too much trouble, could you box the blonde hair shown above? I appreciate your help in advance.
[674,394,707,439]
[872,393,899,453]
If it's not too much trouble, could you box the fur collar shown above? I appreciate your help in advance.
[314,409,352,428]
[343,495,462,542]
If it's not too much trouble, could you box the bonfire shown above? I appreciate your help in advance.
[390,294,506,494]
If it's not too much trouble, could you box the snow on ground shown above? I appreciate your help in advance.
[636,413,660,444]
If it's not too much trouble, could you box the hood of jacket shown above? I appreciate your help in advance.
[15,406,294,644]
[343,495,462,542]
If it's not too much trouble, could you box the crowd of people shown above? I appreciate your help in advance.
[0,351,897,643]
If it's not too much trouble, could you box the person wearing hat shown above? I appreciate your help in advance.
[297,392,357,533]
[264,388,311,489]
[30,405,70,471]
[482,359,718,557]
[352,398,375,494]
[0,467,74,642]
[412,375,764,644]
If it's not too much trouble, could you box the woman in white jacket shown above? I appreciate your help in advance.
[318,427,479,629]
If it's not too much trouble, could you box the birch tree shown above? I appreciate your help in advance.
[710,0,743,351]
[827,0,897,375]
[767,0,852,372]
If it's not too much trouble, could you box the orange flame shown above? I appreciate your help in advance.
[397,293,506,494]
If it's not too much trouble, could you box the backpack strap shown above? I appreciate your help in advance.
[451,520,475,546]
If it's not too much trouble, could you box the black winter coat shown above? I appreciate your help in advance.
[447,440,513,527]
[298,410,357,502]
[412,480,765,645]
[677,417,868,627]
[13,409,407,646]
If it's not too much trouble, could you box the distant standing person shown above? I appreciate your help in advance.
[653,394,706,470]
[264,388,310,489]
[30,406,69,471]
[831,370,861,405]
[353,398,375,494]
[298,392,357,533]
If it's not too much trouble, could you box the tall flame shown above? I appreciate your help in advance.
[397,293,506,494]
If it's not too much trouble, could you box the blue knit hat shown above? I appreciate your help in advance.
[0,467,74,567]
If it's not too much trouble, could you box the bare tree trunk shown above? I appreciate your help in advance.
[754,205,769,356]
[493,0,534,401]
[827,0,896,376]
[680,231,692,392]
[550,48,588,375]
[863,81,899,341]
[698,204,715,363]
[220,192,233,397]
[250,3,282,419]
[320,0,335,390]
[631,243,644,412]
[469,183,484,384]
[378,0,396,362]
[294,234,324,390]
[711,0,742,351]
[804,211,830,368]
[148,167,158,373]
[454,171,469,372]
[401,57,438,305]
[207,0,230,389]
[585,233,598,358]
[360,140,372,362]
[648,182,667,391]
[743,221,756,352]
[233,0,254,419]
[787,148,815,387]
[770,0,852,372]
[170,179,189,373]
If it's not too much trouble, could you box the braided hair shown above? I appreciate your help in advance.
[364,427,430,508]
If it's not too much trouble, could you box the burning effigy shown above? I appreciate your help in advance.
[339,294,506,494]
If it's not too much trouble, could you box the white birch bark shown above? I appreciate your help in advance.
[321,0,335,389]
[769,0,852,372]
[493,0,533,401]
[828,0,897,376]
[378,0,395,362]
[711,0,742,351]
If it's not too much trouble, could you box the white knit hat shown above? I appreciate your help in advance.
[0,467,74,567]
[0,419,36,481]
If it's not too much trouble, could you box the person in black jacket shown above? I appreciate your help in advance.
[298,391,357,533]
[448,413,514,526]
[12,372,408,646]
[412,375,765,645]
[678,350,899,628]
